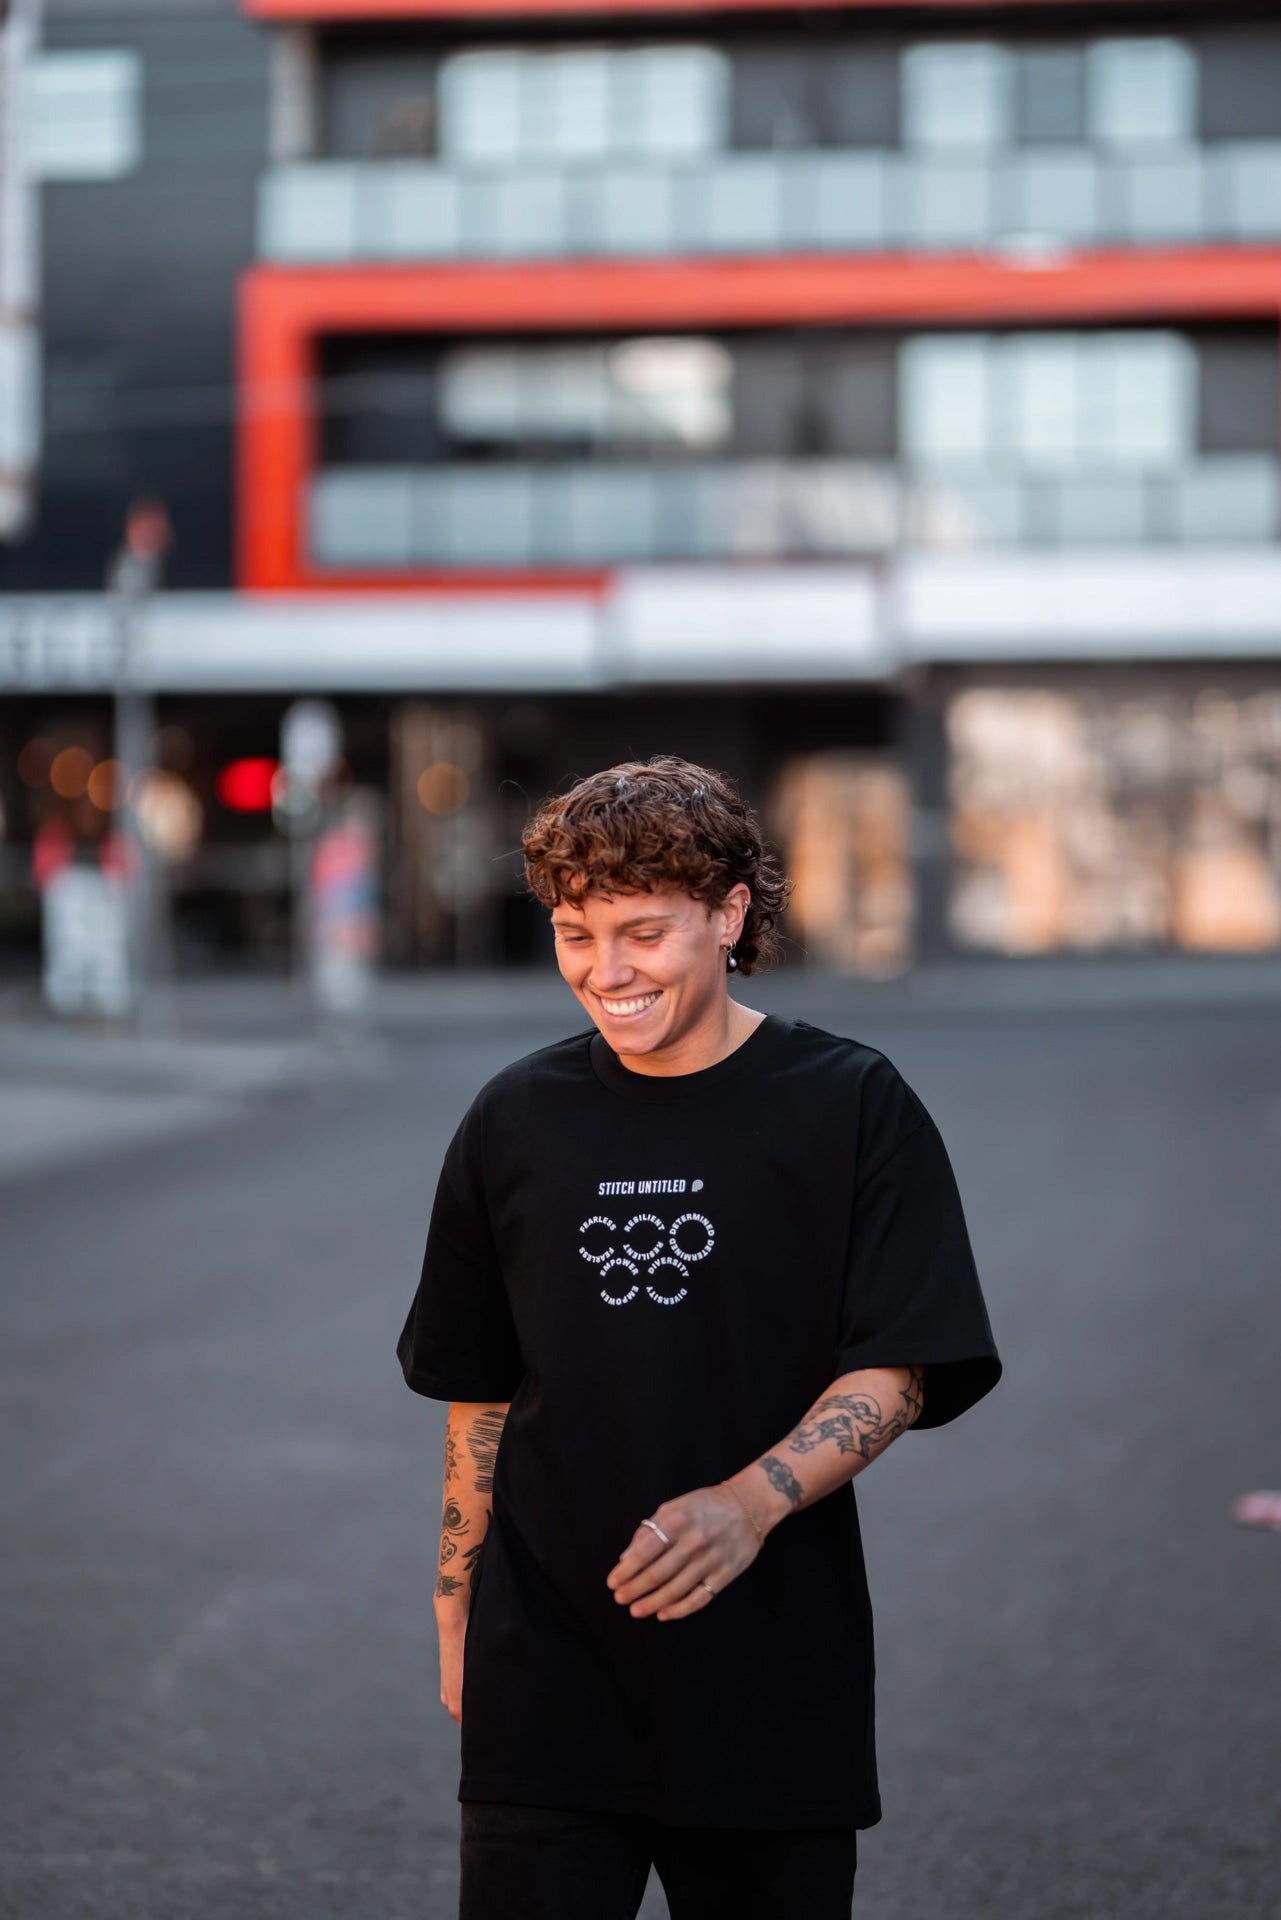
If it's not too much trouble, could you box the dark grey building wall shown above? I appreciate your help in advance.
[0,1,269,590]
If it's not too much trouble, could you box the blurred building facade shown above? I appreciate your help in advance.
[2,0,1280,972]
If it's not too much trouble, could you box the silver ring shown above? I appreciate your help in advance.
[700,1580,716,1601]
[641,1517,671,1547]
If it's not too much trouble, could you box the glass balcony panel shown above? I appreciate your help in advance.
[905,472,1024,549]
[787,154,889,250]
[457,173,569,257]
[558,466,660,561]
[902,43,1012,151]
[900,337,993,464]
[435,468,537,564]
[721,461,787,554]
[1218,142,1281,238]
[1120,154,1207,241]
[701,157,784,251]
[900,159,995,249]
[783,462,898,552]
[310,470,416,566]
[1175,458,1280,542]
[362,166,460,258]
[1016,48,1086,146]
[259,166,360,261]
[412,472,451,563]
[1047,474,1149,544]
[573,167,674,254]
[1004,150,1100,245]
[1087,38,1197,149]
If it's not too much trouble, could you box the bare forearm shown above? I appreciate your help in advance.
[434,1401,509,1616]
[725,1365,925,1535]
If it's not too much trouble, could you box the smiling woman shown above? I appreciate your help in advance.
[396,749,1001,1920]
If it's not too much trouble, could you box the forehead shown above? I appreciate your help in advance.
[551,887,700,925]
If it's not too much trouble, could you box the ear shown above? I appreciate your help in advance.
[721,883,751,944]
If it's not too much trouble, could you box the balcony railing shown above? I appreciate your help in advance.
[308,455,1281,568]
[260,143,1281,262]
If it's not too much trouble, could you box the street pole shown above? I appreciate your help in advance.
[108,499,171,1032]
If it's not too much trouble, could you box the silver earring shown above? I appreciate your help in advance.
[726,946,739,972]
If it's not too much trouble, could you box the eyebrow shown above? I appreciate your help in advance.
[551,913,675,930]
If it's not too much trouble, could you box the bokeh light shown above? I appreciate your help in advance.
[87,760,128,812]
[417,762,470,815]
[17,737,55,787]
[49,746,94,800]
[132,771,203,860]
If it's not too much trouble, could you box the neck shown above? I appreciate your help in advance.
[614,995,764,1078]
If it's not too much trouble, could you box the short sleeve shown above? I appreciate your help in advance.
[835,1087,1001,1429]
[395,1095,526,1403]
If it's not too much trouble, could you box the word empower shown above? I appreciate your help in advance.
[578,1211,715,1308]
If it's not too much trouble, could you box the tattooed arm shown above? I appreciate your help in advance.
[607,1366,925,1624]
[435,1400,509,1724]
[733,1364,925,1530]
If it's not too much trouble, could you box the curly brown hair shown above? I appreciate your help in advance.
[522,755,792,974]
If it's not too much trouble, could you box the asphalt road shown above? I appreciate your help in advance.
[3,988,1280,1920]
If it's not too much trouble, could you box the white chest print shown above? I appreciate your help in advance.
[578,1199,714,1308]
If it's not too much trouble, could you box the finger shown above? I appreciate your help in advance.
[655,1578,719,1622]
[608,1514,684,1584]
[611,1535,704,1604]
[625,1548,721,1619]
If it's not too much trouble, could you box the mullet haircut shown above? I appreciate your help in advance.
[522,755,792,974]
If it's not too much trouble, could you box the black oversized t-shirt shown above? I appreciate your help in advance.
[396,1014,1001,1831]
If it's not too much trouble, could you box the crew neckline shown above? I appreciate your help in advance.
[588,1011,790,1096]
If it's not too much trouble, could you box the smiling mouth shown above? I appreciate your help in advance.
[596,991,662,1019]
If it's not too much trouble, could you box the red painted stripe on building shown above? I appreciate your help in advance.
[237,249,1281,593]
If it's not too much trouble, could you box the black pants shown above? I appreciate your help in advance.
[459,1799,859,1920]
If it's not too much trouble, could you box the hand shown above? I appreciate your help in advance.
[606,1483,763,1622]
[437,1613,466,1725]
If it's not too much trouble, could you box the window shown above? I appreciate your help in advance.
[902,43,1012,150]
[437,340,732,450]
[440,45,728,168]
[321,43,437,159]
[1199,30,1281,143]
[900,337,993,463]
[1087,39,1196,149]
[1083,333,1194,468]
[1015,48,1086,146]
[900,331,1196,473]
[813,41,899,149]
[1198,332,1281,455]
[28,49,142,180]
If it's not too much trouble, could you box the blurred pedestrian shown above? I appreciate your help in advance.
[396,755,1002,1919]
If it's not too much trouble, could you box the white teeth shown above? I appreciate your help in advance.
[601,993,660,1016]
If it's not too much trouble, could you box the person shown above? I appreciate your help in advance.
[396,755,1002,1920]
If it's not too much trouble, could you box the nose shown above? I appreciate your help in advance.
[587,942,634,992]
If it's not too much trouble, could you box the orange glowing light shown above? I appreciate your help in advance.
[417,762,470,815]
[87,759,128,812]
[17,737,55,787]
[49,746,94,800]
